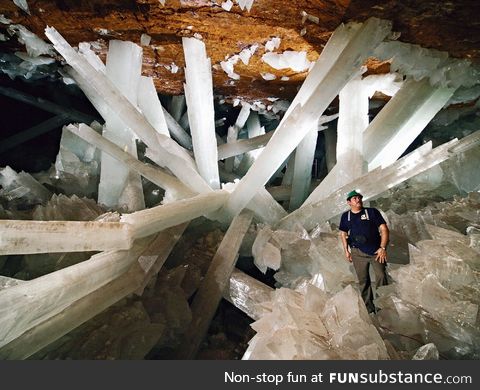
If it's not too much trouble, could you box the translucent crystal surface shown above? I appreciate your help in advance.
[182,37,220,189]
[175,210,253,358]
[222,18,392,219]
[0,166,51,208]
[280,131,479,231]
[365,78,456,170]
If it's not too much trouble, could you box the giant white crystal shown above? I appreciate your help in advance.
[221,18,392,219]
[182,37,220,189]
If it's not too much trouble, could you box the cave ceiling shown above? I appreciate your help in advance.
[0,0,479,103]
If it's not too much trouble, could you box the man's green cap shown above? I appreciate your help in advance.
[347,190,363,200]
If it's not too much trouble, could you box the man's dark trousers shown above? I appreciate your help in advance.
[350,247,388,313]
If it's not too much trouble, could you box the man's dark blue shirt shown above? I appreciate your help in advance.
[339,207,386,256]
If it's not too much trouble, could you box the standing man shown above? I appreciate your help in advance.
[339,190,389,313]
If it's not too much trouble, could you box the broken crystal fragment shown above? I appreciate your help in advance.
[260,72,276,80]
[412,343,440,360]
[8,24,53,57]
[236,0,255,12]
[140,33,151,46]
[265,37,281,52]
[221,0,233,11]
[0,166,51,207]
[252,225,281,273]
[262,51,311,72]
[13,0,30,14]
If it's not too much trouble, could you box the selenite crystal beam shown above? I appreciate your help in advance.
[323,127,337,172]
[137,76,170,137]
[70,122,283,224]
[0,220,133,255]
[304,74,401,206]
[267,185,292,201]
[176,210,254,359]
[303,77,367,205]
[71,67,206,194]
[0,85,98,124]
[279,131,480,231]
[225,102,251,172]
[161,107,193,149]
[364,77,456,170]
[0,114,70,154]
[224,268,274,321]
[169,95,186,122]
[237,112,265,174]
[221,18,392,219]
[98,40,144,210]
[121,190,229,238]
[218,167,287,224]
[182,37,220,189]
[66,124,193,199]
[281,21,362,121]
[179,111,190,131]
[247,186,288,224]
[334,76,367,173]
[289,128,319,210]
[281,152,296,186]
[0,277,24,291]
[0,225,188,359]
[45,27,207,192]
[0,241,149,348]
[217,131,274,160]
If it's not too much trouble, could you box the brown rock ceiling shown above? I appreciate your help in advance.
[1,0,479,102]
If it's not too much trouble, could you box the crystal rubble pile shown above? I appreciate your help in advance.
[0,223,189,360]
[375,223,480,359]
[245,188,479,359]
[21,225,223,360]
[240,19,480,357]
[377,190,480,359]
[52,122,102,199]
[14,221,257,359]
[0,166,51,211]
[243,285,390,360]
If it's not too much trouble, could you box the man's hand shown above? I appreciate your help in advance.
[340,231,352,262]
[375,247,387,263]
[345,249,352,262]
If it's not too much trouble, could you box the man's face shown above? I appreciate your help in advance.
[348,195,363,208]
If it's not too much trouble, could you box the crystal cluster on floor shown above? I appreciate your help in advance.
[243,285,390,360]
[243,151,479,359]
[0,13,479,361]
